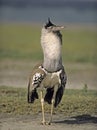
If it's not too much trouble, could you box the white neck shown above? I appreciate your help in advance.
[41,28,63,72]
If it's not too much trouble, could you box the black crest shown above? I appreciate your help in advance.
[45,18,55,28]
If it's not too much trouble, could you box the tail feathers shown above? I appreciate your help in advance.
[44,88,54,104]
[44,86,64,108]
[31,90,39,103]
[54,86,64,107]
[28,89,39,103]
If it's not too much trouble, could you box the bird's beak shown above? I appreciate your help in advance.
[51,25,65,31]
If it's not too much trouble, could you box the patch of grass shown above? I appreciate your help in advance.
[62,29,97,64]
[0,24,42,60]
[0,86,97,117]
[0,24,97,63]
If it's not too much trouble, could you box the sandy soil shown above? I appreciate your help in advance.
[0,114,97,130]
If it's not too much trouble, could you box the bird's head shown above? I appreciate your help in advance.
[44,18,64,32]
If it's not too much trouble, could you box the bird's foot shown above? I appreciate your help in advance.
[47,122,51,125]
[41,121,46,125]
[41,121,51,125]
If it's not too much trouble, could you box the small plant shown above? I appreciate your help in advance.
[83,84,88,93]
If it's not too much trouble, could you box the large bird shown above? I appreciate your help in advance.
[28,18,67,125]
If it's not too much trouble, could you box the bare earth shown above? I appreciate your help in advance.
[0,114,97,130]
[0,60,97,130]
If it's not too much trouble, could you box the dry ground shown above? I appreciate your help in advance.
[0,114,97,130]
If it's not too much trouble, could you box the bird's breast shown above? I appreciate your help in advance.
[41,69,62,88]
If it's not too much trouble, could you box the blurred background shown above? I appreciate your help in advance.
[0,0,97,90]
[0,0,97,24]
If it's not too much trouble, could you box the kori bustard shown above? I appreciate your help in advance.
[28,18,67,125]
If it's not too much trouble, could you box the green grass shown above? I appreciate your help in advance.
[62,29,97,63]
[0,86,97,116]
[0,24,42,60]
[0,23,97,63]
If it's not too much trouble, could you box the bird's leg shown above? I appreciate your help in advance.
[48,85,58,125]
[40,91,46,125]
[48,98,55,125]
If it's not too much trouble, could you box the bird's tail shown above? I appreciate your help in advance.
[54,86,64,107]
[27,81,38,103]
[44,86,64,107]
[44,88,54,104]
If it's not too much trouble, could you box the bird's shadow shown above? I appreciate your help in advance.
[53,114,97,124]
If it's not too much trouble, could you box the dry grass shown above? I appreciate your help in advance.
[0,86,97,117]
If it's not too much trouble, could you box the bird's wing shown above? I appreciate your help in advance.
[29,64,46,87]
[54,66,67,107]
[28,64,46,103]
